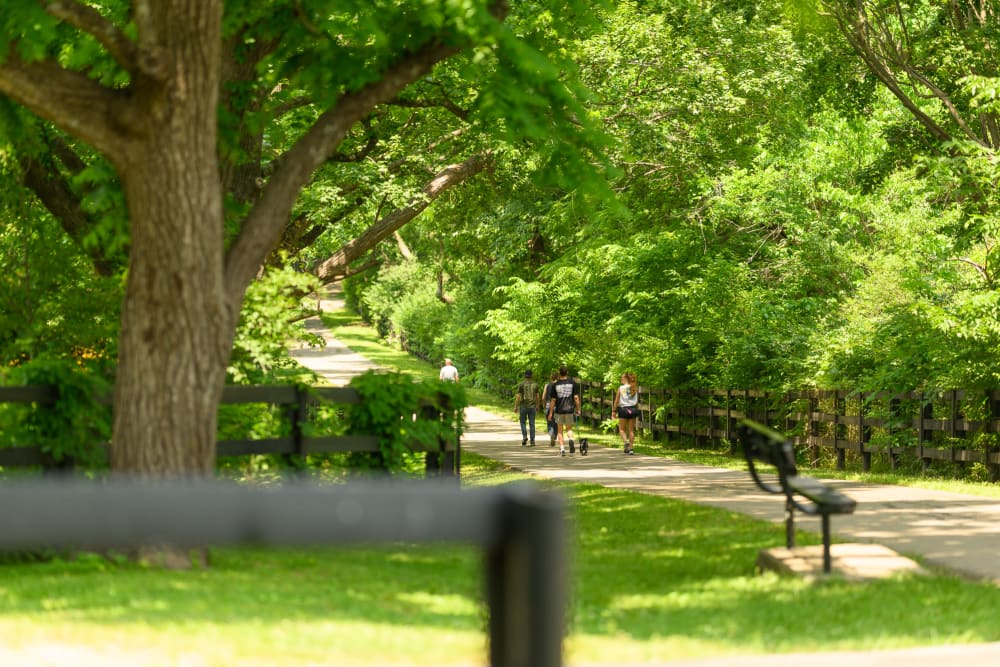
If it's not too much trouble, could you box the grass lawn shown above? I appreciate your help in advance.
[3,453,1000,666]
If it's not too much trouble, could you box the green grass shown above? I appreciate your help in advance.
[319,303,1000,661]
[2,453,1000,665]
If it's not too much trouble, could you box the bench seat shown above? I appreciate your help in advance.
[785,475,856,515]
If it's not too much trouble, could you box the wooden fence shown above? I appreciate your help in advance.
[0,385,460,476]
[575,382,1000,481]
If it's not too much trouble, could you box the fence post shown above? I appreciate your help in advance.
[808,391,819,467]
[649,387,659,442]
[783,391,793,438]
[282,385,309,474]
[834,390,846,470]
[989,391,1000,483]
[422,398,458,480]
[486,486,567,667]
[665,388,674,443]
[726,389,735,454]
[888,395,901,472]
[858,392,870,472]
[919,393,932,475]
[949,390,963,470]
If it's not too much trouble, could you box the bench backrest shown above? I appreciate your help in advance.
[738,419,798,478]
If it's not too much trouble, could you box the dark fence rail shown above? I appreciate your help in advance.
[0,384,460,476]
[0,478,566,667]
[574,383,1000,481]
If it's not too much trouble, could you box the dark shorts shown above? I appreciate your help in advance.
[617,405,638,419]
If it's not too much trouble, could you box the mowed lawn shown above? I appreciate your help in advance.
[2,453,1000,666]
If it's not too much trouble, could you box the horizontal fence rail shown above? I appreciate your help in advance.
[570,383,1000,480]
[0,479,566,667]
[0,384,460,476]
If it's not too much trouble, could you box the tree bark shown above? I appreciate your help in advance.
[110,2,229,476]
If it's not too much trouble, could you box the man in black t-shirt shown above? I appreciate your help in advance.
[546,365,580,456]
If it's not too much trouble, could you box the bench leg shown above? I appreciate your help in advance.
[784,498,795,549]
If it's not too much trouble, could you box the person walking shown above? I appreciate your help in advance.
[547,365,581,456]
[513,370,540,446]
[612,372,639,454]
[439,358,459,383]
[541,371,559,447]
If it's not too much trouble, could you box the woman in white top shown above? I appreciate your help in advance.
[612,372,639,454]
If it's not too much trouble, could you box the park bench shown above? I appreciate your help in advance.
[737,419,856,574]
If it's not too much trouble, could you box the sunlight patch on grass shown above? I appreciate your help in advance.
[1,616,488,666]
[394,591,479,616]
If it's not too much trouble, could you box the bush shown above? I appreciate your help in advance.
[0,356,111,468]
[346,370,466,474]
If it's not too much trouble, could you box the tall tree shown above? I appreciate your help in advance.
[0,0,601,476]
[818,0,1000,148]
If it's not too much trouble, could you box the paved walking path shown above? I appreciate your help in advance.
[461,403,1000,581]
[292,295,1000,666]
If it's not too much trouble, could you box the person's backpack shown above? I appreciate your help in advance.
[519,380,538,406]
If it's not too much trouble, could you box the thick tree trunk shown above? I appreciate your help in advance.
[111,163,230,476]
[109,2,230,477]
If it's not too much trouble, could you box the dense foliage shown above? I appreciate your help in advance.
[346,0,1000,395]
[347,370,466,473]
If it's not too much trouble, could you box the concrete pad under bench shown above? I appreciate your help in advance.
[757,543,927,581]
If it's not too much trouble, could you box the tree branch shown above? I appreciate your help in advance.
[19,155,116,276]
[823,0,1000,147]
[830,4,953,144]
[224,38,462,301]
[219,30,281,205]
[313,153,489,283]
[394,230,414,260]
[43,0,139,74]
[899,63,988,147]
[328,117,379,162]
[272,94,314,118]
[387,96,469,121]
[0,57,134,165]
[280,125,473,261]
[950,256,992,286]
